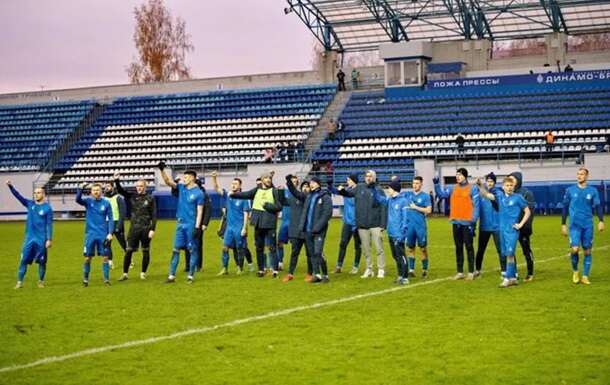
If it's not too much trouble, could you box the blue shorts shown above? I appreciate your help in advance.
[83,237,109,257]
[223,227,245,249]
[569,223,593,249]
[500,227,519,257]
[173,223,199,254]
[406,226,427,248]
[21,239,47,265]
[278,224,289,243]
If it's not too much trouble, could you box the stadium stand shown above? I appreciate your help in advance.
[313,82,610,183]
[47,84,336,191]
[0,100,96,171]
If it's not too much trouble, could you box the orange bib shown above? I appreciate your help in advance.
[449,184,473,222]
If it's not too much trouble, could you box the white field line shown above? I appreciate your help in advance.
[1,246,606,375]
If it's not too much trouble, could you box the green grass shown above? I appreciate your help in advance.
[0,216,609,385]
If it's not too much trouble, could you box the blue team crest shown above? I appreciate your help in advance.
[394,204,400,210]
[39,209,44,216]
[586,194,592,200]
[189,194,195,201]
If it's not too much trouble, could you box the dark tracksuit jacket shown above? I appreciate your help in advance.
[338,182,387,229]
[231,186,283,229]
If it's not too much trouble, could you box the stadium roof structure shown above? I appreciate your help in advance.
[285,0,610,51]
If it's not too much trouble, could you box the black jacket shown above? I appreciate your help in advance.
[280,186,307,240]
[510,172,535,235]
[292,186,332,235]
[115,179,157,231]
[338,182,387,229]
[231,186,282,230]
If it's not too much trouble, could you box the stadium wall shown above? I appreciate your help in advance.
[436,153,610,183]
[0,70,322,105]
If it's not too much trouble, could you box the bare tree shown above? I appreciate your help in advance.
[127,0,194,84]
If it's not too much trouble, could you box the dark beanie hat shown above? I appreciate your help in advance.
[389,179,401,193]
[457,168,468,179]
[348,173,359,184]
[486,172,497,183]
[310,176,322,186]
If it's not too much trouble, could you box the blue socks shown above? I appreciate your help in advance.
[571,252,579,272]
[169,251,180,276]
[583,254,592,276]
[278,246,284,263]
[38,264,46,281]
[17,261,27,281]
[222,249,229,267]
[408,256,415,270]
[102,261,110,281]
[188,246,199,276]
[422,258,429,271]
[506,260,516,279]
[83,261,91,280]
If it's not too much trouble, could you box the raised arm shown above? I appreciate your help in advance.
[475,179,495,201]
[230,187,257,200]
[211,171,223,194]
[286,175,306,202]
[6,181,30,207]
[433,177,451,200]
[76,183,88,206]
[372,187,389,206]
[158,161,177,189]
[338,185,356,197]
[113,173,132,199]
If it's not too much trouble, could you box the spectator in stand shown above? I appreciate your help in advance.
[296,140,305,161]
[605,134,610,153]
[351,68,360,90]
[564,64,574,72]
[337,69,346,91]
[263,148,273,164]
[545,130,555,153]
[336,119,345,138]
[429,190,435,213]
[327,119,337,141]
[456,133,465,158]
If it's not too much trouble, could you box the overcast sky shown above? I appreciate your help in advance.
[0,0,315,94]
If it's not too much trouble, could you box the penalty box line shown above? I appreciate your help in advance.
[1,247,605,375]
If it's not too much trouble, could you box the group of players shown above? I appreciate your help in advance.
[7,162,604,289]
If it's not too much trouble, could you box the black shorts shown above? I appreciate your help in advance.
[127,226,151,251]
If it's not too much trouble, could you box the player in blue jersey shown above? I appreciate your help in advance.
[159,162,205,284]
[372,178,409,284]
[561,168,605,285]
[328,174,362,274]
[7,181,53,289]
[403,176,432,278]
[474,172,503,277]
[211,171,250,275]
[76,182,115,287]
[478,176,531,288]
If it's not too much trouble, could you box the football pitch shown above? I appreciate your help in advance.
[1,216,608,385]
